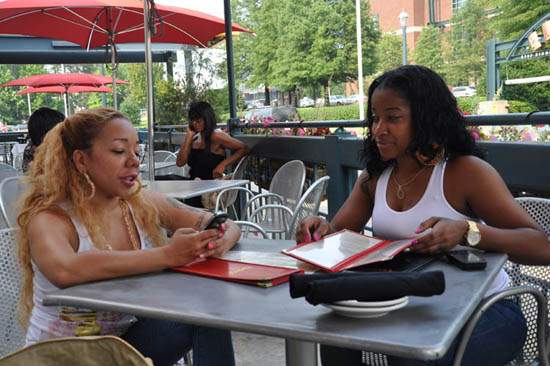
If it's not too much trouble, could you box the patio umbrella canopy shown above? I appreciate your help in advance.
[0,0,252,181]
[2,73,128,115]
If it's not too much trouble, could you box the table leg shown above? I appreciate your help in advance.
[285,339,318,366]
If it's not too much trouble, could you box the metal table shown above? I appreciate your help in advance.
[43,238,507,366]
[142,179,249,200]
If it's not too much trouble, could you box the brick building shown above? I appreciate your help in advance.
[369,0,466,50]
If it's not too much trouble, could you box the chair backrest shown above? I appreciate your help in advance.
[286,175,330,239]
[515,197,550,240]
[500,197,550,364]
[0,177,28,228]
[0,335,153,365]
[0,164,19,183]
[222,156,249,209]
[0,228,26,357]
[235,220,269,239]
[153,150,174,163]
[269,160,305,210]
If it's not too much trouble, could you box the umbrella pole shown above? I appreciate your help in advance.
[63,92,69,116]
[111,43,118,110]
[144,0,155,182]
[27,93,32,116]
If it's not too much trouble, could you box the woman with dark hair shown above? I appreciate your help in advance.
[22,107,65,172]
[296,65,548,366]
[176,101,250,207]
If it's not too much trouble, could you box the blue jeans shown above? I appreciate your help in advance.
[121,317,235,366]
[320,299,527,366]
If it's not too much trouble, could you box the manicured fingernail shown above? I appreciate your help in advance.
[208,243,214,249]
[314,233,320,241]
[218,231,223,238]
[411,240,418,245]
[221,223,226,230]
[306,234,311,242]
[414,227,422,233]
[199,254,205,259]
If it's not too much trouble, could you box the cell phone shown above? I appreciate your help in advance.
[446,250,487,271]
[200,212,229,231]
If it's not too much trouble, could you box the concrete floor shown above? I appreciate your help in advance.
[233,332,287,366]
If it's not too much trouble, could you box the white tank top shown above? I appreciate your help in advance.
[372,160,508,297]
[25,202,146,345]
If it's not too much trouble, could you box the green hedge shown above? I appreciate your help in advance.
[298,104,366,121]
[456,96,537,114]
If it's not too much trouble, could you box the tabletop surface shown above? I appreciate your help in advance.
[43,238,507,360]
[142,179,249,200]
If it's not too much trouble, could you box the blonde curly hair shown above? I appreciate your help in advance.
[17,108,166,327]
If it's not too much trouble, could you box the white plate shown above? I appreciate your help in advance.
[322,299,408,318]
[333,296,408,308]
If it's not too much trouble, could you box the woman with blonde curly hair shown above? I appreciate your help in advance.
[17,108,239,366]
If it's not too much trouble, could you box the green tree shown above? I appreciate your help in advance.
[120,97,141,126]
[500,59,550,111]
[443,0,494,86]
[374,33,402,74]
[490,0,549,41]
[412,25,445,74]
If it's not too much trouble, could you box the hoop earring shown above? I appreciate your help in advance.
[84,172,95,200]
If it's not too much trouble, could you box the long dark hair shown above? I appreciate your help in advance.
[361,65,481,178]
[188,101,218,146]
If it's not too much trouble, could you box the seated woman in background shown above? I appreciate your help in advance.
[22,107,65,172]
[18,108,239,366]
[296,65,549,366]
[176,101,250,207]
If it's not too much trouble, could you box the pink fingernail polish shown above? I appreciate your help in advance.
[199,254,205,259]
[306,234,311,242]
[221,223,226,230]
[218,231,223,238]
[411,240,418,245]
[414,227,422,234]
[314,233,320,241]
[208,243,214,249]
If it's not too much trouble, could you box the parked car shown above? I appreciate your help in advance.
[315,97,325,106]
[244,106,301,122]
[329,95,353,105]
[452,86,476,97]
[299,97,314,108]
[349,94,367,104]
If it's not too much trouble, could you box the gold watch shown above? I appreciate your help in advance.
[465,220,481,247]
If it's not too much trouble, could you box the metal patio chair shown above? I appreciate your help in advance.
[0,176,28,228]
[453,197,550,366]
[0,228,26,358]
[0,163,19,183]
[248,175,329,240]
[234,220,269,239]
[242,160,306,237]
[214,156,254,219]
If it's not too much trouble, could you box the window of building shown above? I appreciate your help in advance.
[452,0,467,12]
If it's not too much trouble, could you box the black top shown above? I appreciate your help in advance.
[188,140,225,180]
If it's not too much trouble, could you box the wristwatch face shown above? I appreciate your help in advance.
[467,230,481,246]
[466,221,481,246]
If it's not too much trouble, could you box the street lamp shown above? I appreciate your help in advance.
[398,10,409,65]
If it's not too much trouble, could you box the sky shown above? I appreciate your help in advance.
[155,0,228,88]
[156,0,225,19]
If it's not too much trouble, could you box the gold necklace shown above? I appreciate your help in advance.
[392,166,427,200]
[118,199,140,250]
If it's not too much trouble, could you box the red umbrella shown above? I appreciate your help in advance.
[0,0,252,180]
[2,73,129,115]
[17,85,114,95]
[0,0,251,108]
